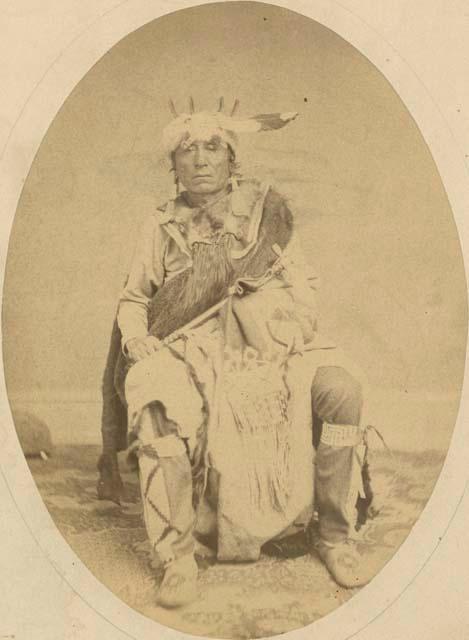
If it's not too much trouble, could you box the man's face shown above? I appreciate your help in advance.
[174,135,232,195]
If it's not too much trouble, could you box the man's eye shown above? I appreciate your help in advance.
[206,144,218,151]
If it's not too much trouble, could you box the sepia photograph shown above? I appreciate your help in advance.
[1,2,468,638]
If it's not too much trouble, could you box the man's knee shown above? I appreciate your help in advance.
[311,366,363,425]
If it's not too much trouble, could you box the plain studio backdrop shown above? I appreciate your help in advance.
[2,2,467,450]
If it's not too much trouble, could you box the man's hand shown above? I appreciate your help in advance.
[124,336,162,363]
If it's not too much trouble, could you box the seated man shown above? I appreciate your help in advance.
[98,101,379,608]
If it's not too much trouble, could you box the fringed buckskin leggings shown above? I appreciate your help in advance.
[134,365,364,563]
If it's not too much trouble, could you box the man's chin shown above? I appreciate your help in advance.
[190,186,213,193]
[186,182,222,195]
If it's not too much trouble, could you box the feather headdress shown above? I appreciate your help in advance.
[162,98,298,158]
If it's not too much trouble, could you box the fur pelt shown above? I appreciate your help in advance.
[148,188,293,340]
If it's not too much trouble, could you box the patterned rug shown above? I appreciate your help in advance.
[27,445,445,639]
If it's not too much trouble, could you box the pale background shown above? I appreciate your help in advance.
[0,1,468,639]
[2,2,467,451]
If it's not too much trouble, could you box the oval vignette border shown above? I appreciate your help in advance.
[0,1,468,640]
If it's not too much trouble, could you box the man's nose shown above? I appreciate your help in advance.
[194,147,208,166]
